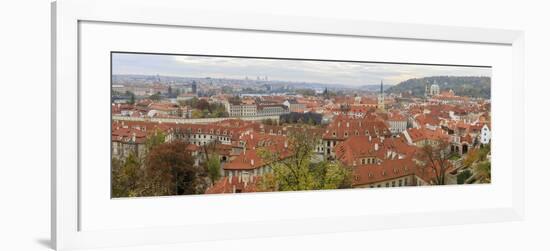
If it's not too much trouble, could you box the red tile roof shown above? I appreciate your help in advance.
[205,176,261,194]
[352,157,417,186]
[334,136,417,167]
[405,127,449,143]
[323,115,391,140]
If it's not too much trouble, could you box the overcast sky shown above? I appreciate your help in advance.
[112,53,491,86]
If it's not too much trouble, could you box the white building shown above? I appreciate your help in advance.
[257,104,289,116]
[388,118,408,134]
[226,102,257,117]
[430,84,440,96]
[480,124,491,144]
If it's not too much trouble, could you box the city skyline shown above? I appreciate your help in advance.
[112,52,492,86]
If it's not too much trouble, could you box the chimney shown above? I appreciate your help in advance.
[338,122,341,127]
[132,132,136,142]
[374,143,379,151]
[346,122,350,128]
[250,159,255,166]
[284,141,288,148]
[369,135,372,142]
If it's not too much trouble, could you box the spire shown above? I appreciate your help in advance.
[378,80,385,111]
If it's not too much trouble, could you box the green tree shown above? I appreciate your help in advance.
[258,132,351,191]
[206,154,221,183]
[475,161,491,183]
[312,161,353,189]
[149,92,161,101]
[262,119,275,125]
[125,91,135,105]
[457,169,472,184]
[192,109,204,118]
[145,130,166,151]
[111,153,142,197]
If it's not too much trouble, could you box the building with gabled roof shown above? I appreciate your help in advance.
[322,115,391,158]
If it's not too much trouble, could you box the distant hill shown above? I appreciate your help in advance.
[386,76,491,99]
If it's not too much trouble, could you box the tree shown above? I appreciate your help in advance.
[311,161,353,189]
[415,140,453,185]
[111,153,142,197]
[125,91,135,104]
[144,141,206,196]
[457,169,472,184]
[228,95,241,104]
[186,97,199,108]
[206,154,221,183]
[295,89,316,96]
[475,161,491,183]
[258,132,351,191]
[196,99,210,111]
[463,149,479,168]
[149,92,162,101]
[262,119,275,125]
[145,129,166,151]
[191,109,204,118]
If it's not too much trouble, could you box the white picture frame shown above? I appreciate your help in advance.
[52,0,525,250]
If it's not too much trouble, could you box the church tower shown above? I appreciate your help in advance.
[424,81,429,99]
[378,80,385,111]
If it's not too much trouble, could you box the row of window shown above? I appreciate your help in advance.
[369,178,409,188]
[225,166,273,177]
[333,129,383,138]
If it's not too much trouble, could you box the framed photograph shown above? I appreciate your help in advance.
[52,0,525,250]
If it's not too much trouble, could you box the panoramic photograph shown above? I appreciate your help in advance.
[111,52,492,198]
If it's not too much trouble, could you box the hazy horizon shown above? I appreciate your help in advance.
[112,53,492,86]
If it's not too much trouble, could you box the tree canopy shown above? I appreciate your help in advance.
[258,132,351,191]
[144,141,206,195]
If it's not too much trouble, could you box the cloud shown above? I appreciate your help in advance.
[112,53,491,86]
